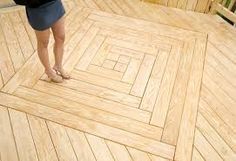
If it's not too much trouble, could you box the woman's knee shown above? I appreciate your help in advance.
[55,33,65,44]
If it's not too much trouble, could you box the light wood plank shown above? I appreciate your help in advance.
[91,41,112,66]
[162,39,195,145]
[122,58,143,84]
[192,148,205,161]
[0,92,175,159]
[104,0,124,15]
[114,62,127,72]
[66,128,96,161]
[76,35,105,70]
[102,59,116,69]
[71,69,132,93]
[8,12,34,60]
[56,78,141,108]
[14,86,162,140]
[33,80,151,123]
[199,99,236,152]
[148,154,170,161]
[0,25,15,84]
[196,113,236,161]
[9,109,38,161]
[111,45,144,60]
[105,37,158,55]
[0,106,19,161]
[0,14,25,71]
[127,147,151,161]
[130,54,156,97]
[106,141,133,161]
[175,38,206,161]
[202,73,236,113]
[150,43,183,127]
[194,129,223,161]
[64,25,100,72]
[140,50,170,111]
[47,121,78,161]
[28,115,58,161]
[87,64,124,80]
[201,86,236,134]
[86,134,115,161]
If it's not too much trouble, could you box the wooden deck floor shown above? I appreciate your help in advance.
[0,0,236,161]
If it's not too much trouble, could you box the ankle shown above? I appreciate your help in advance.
[53,65,63,71]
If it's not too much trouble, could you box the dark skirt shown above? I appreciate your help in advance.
[26,0,65,31]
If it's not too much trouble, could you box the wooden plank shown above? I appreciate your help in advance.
[140,50,170,111]
[127,147,151,161]
[89,10,205,39]
[14,86,162,140]
[66,128,96,161]
[186,0,198,11]
[9,109,38,161]
[168,0,178,8]
[18,10,37,49]
[102,59,116,69]
[177,0,188,9]
[33,80,151,123]
[47,121,78,161]
[150,43,183,127]
[204,63,236,101]
[90,41,112,66]
[106,141,133,161]
[105,37,158,55]
[76,35,105,70]
[130,54,156,97]
[196,113,236,160]
[86,134,115,161]
[162,39,195,145]
[122,58,143,84]
[0,92,175,159]
[96,21,172,51]
[0,14,25,71]
[95,0,113,12]
[8,12,34,60]
[83,0,100,9]
[194,129,223,161]
[55,78,141,108]
[203,73,236,114]
[192,148,205,161]
[175,38,206,161]
[71,69,132,93]
[114,62,127,72]
[104,0,124,15]
[0,106,19,161]
[201,86,236,134]
[199,99,236,152]
[206,44,236,87]
[87,64,124,80]
[111,46,144,60]
[0,25,15,84]
[195,0,209,12]
[28,115,58,161]
[63,25,100,72]
[148,154,170,161]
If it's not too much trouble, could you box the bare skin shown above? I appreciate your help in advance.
[35,16,70,83]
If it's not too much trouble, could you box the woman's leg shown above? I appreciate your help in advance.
[35,29,63,82]
[51,16,70,79]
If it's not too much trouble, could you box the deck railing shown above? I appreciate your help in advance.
[210,0,236,25]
